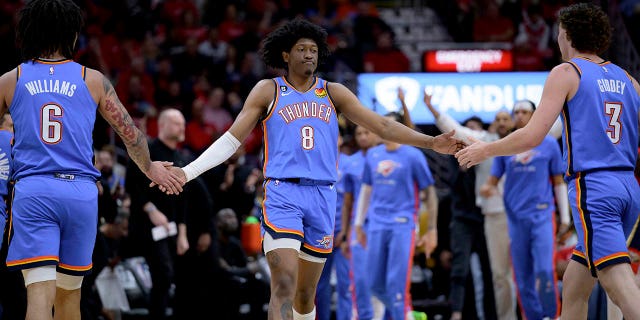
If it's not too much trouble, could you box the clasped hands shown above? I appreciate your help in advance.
[147,161,187,195]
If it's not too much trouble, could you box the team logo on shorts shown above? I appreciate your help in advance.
[314,88,328,98]
[317,235,333,249]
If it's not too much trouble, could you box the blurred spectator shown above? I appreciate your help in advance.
[514,4,553,71]
[95,145,127,201]
[216,208,269,319]
[473,1,515,43]
[203,87,233,134]
[204,146,262,221]
[171,36,210,84]
[174,176,221,319]
[363,31,409,73]
[219,4,246,42]
[184,99,216,154]
[116,56,156,116]
[620,0,640,50]
[124,109,189,319]
[198,28,229,76]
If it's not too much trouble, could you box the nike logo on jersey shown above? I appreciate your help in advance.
[281,91,293,96]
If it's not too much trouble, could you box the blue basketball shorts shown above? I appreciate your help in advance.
[7,175,98,275]
[261,178,336,258]
[568,170,640,276]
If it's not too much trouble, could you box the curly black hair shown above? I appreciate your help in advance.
[16,0,84,62]
[558,3,611,55]
[260,18,330,70]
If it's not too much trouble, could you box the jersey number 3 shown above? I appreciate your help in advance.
[604,102,622,144]
[41,103,63,144]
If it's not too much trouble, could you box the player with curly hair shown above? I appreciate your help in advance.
[170,18,464,320]
[457,3,640,319]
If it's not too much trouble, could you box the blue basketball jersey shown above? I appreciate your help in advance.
[561,58,639,176]
[344,150,366,225]
[492,136,564,215]
[0,130,12,198]
[10,60,99,180]
[262,77,339,182]
[363,145,434,230]
[334,152,351,233]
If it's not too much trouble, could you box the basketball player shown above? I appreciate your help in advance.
[340,125,380,320]
[456,3,640,318]
[354,112,438,320]
[316,132,352,320]
[480,100,567,320]
[168,19,464,320]
[0,1,182,319]
[0,114,12,250]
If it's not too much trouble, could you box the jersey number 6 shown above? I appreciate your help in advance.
[41,103,63,144]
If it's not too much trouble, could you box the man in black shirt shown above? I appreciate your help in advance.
[125,108,189,319]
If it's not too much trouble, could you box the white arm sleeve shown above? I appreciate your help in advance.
[554,183,570,225]
[549,117,563,139]
[354,184,372,227]
[181,131,241,182]
[436,113,488,144]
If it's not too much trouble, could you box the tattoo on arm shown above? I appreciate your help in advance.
[280,300,293,320]
[100,76,151,172]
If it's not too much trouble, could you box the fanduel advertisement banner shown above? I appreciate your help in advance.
[357,72,549,124]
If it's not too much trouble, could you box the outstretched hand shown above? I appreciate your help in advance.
[455,136,489,168]
[147,162,186,194]
[432,130,466,155]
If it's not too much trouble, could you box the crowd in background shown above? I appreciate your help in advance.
[0,0,639,319]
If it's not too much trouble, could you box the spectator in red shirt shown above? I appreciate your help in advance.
[363,31,410,72]
[473,1,515,42]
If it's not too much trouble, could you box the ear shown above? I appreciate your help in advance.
[282,51,289,64]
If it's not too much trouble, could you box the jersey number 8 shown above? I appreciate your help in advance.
[301,125,314,150]
[41,103,63,144]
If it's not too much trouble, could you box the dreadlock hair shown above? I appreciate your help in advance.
[260,18,330,70]
[16,0,84,62]
[558,3,611,55]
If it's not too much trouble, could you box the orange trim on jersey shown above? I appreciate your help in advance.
[262,122,270,175]
[627,215,640,247]
[262,79,280,123]
[81,66,86,80]
[567,61,582,77]
[302,242,332,254]
[6,255,59,267]
[575,173,591,263]
[261,180,304,237]
[59,262,93,271]
[16,65,21,79]
[572,249,586,259]
[281,76,318,94]
[7,187,14,241]
[598,61,612,66]
[594,252,629,266]
[34,59,72,65]
[561,110,572,176]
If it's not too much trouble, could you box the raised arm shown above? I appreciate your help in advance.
[180,79,273,182]
[397,88,415,129]
[456,63,576,167]
[329,82,464,154]
[424,92,487,143]
[86,69,183,194]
